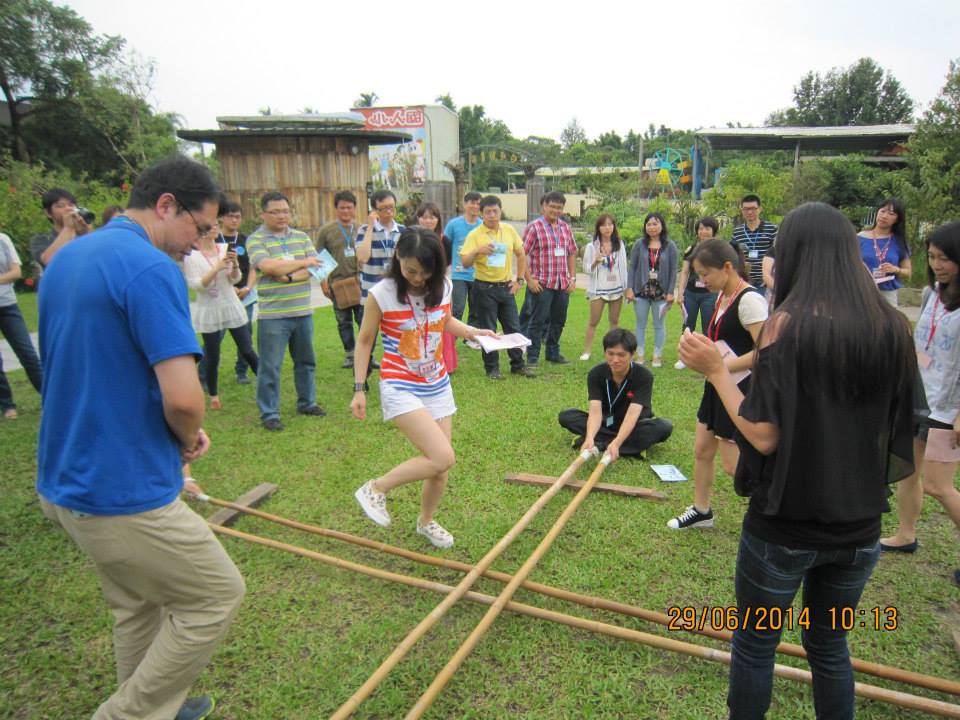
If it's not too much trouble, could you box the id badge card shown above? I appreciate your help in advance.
[873,268,887,278]
[695,279,706,288]
[649,270,658,280]
[553,244,566,257]
[917,350,933,369]
[344,246,355,257]
[748,249,759,260]
[281,253,295,261]
[414,359,441,380]
[487,242,507,268]
[604,415,615,428]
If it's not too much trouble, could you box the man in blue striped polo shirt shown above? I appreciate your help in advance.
[247,192,325,431]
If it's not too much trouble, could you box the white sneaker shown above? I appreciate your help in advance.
[674,360,686,370]
[355,480,390,527]
[652,357,662,368]
[416,519,454,548]
[579,352,591,361]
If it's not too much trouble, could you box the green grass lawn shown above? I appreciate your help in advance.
[2,290,958,719]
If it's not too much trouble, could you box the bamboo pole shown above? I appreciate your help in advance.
[197,495,960,697]
[405,453,615,719]
[327,449,597,720]
[210,523,960,719]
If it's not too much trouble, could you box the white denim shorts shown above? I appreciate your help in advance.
[380,380,457,422]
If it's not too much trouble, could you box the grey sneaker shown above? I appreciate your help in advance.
[416,519,454,548]
[355,480,390,527]
[667,505,714,530]
[175,695,215,720]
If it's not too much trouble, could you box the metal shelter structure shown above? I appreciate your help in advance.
[691,124,915,199]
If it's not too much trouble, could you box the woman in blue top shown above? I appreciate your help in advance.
[857,198,911,307]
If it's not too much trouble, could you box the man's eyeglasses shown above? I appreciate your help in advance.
[177,202,214,239]
[376,204,397,213]
[264,209,291,216]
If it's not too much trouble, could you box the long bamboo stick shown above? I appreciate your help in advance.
[405,453,614,719]
[210,523,960,719]
[326,448,597,720]
[197,494,960,697]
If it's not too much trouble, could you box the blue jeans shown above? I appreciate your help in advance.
[256,315,316,421]
[451,279,476,325]
[0,302,42,411]
[525,287,570,364]
[472,281,524,373]
[332,299,363,355]
[634,297,666,356]
[727,528,880,720]
[682,291,717,333]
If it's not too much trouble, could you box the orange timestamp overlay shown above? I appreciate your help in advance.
[666,606,900,632]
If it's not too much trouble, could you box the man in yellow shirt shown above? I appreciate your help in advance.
[461,196,535,380]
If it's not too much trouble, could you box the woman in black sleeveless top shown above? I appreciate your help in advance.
[668,240,767,530]
[679,203,915,720]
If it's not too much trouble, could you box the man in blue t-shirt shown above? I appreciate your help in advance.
[36,156,245,720]
[442,191,483,326]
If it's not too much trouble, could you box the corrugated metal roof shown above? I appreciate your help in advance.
[177,126,412,145]
[696,124,915,151]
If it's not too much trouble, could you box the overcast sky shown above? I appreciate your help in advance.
[65,0,958,142]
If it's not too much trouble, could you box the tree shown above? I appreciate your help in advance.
[904,59,960,224]
[0,0,123,162]
[560,117,586,149]
[767,57,914,126]
[354,92,378,108]
[435,93,456,111]
[458,104,512,150]
[597,131,623,149]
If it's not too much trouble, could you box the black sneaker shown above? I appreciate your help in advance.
[511,366,536,378]
[176,695,215,720]
[667,505,714,530]
[370,358,381,370]
[298,405,327,417]
[235,375,251,385]
[486,370,505,380]
[547,355,570,365]
[262,418,285,432]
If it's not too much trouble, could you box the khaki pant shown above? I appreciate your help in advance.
[40,496,245,720]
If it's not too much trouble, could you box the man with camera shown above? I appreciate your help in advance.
[30,189,94,274]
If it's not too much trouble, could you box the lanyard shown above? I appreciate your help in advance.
[708,279,746,341]
[405,294,430,358]
[648,245,661,271]
[338,223,355,248]
[872,234,892,267]
[926,294,949,351]
[543,217,563,248]
[606,374,630,412]
[742,224,762,251]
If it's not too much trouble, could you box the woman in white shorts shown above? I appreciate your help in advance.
[351,227,495,548]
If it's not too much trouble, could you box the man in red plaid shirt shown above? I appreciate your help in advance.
[522,191,578,365]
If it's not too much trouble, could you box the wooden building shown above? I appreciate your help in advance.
[178,114,410,237]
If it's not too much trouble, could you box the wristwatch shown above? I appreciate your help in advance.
[353,381,369,393]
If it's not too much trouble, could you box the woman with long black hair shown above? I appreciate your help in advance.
[351,227,495,549]
[680,202,915,719]
[858,197,911,307]
[880,221,960,584]
[625,212,678,367]
[580,213,628,360]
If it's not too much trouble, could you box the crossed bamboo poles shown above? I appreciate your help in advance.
[197,453,960,718]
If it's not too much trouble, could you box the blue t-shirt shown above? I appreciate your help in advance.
[36,217,202,515]
[443,216,482,281]
[858,233,906,291]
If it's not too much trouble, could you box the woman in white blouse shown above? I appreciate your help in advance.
[183,225,258,409]
[580,213,628,360]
